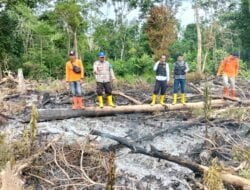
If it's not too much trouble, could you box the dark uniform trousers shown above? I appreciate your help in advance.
[96,82,112,96]
[153,80,167,95]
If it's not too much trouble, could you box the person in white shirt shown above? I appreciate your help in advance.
[151,54,170,105]
[93,52,116,108]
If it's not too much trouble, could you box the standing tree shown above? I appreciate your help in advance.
[234,0,250,62]
[146,5,177,59]
[0,63,2,80]
[194,0,203,74]
[193,0,239,73]
[55,0,86,57]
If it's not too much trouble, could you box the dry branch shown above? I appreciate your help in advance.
[0,75,18,86]
[188,83,204,94]
[113,91,142,105]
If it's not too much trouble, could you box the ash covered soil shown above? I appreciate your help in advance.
[1,77,250,190]
[4,112,250,189]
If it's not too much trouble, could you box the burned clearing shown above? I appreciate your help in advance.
[0,75,250,190]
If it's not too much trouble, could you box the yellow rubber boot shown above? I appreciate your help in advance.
[181,93,186,105]
[160,95,165,105]
[150,94,157,106]
[98,96,104,108]
[172,94,177,105]
[107,95,116,107]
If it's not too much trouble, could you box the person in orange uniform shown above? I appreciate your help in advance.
[65,50,84,109]
[217,53,239,98]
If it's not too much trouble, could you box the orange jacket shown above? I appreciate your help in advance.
[217,56,239,77]
[65,59,84,82]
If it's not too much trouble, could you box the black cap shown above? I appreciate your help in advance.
[69,50,76,56]
[231,52,239,57]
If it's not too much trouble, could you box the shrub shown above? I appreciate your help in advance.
[23,61,50,79]
[112,54,154,77]
[239,60,250,79]
[183,51,197,72]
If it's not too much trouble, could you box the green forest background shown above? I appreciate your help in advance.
[0,0,249,81]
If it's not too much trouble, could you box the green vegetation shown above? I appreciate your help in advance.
[0,0,249,80]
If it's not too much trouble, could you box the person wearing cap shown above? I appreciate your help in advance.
[172,55,189,105]
[217,53,240,98]
[93,52,116,108]
[65,50,84,109]
[150,54,170,105]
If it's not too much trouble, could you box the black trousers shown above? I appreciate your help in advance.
[97,82,112,96]
[153,80,167,95]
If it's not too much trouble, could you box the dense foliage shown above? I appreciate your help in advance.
[0,0,249,80]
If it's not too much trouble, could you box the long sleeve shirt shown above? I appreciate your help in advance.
[153,61,170,82]
[65,59,84,82]
[217,56,239,77]
[93,60,116,83]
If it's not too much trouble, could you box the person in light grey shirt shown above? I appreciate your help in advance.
[150,54,170,105]
[172,55,189,105]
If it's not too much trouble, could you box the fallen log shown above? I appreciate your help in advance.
[91,130,250,189]
[223,95,241,102]
[29,99,227,122]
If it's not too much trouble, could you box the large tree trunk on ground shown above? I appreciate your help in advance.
[29,100,227,122]
[91,130,250,189]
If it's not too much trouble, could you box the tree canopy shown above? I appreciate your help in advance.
[0,0,249,80]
